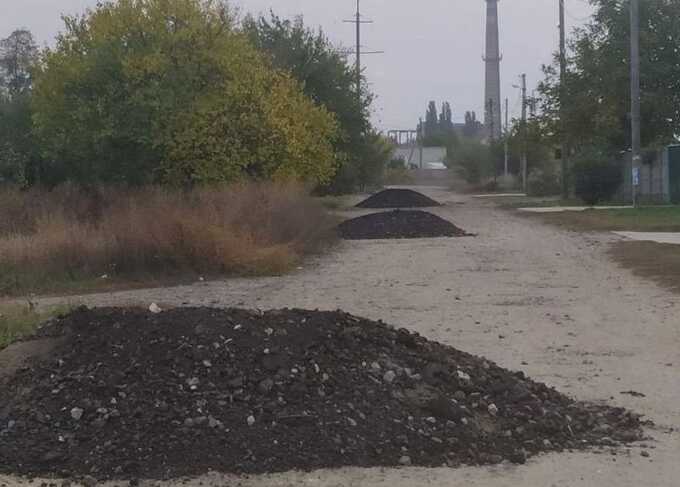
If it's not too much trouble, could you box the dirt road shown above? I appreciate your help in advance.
[4,187,679,486]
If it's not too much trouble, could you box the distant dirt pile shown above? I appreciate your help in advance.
[339,210,470,240]
[356,189,441,209]
[0,307,643,481]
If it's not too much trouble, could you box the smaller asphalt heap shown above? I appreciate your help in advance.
[356,189,441,209]
[339,210,470,240]
[0,307,644,482]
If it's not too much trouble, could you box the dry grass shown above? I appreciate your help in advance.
[609,241,680,294]
[0,183,338,296]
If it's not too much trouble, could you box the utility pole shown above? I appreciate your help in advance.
[504,97,509,176]
[344,0,383,108]
[559,0,569,199]
[520,74,528,193]
[419,117,424,169]
[630,0,641,207]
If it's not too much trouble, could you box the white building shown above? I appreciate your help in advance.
[394,147,447,170]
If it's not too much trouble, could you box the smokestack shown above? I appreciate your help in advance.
[484,0,502,141]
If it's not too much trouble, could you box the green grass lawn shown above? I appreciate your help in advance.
[535,206,680,232]
[495,195,626,209]
[0,303,72,350]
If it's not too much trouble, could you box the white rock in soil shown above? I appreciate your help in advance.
[247,415,256,426]
[70,408,84,421]
[149,303,162,314]
[383,370,397,383]
[457,370,471,381]
[488,403,499,416]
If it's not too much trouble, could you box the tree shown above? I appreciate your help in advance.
[243,12,384,193]
[424,101,439,140]
[0,29,37,97]
[421,100,457,147]
[463,111,482,138]
[0,29,39,185]
[440,102,454,134]
[31,0,339,186]
[538,0,680,152]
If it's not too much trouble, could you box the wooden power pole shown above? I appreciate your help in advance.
[630,0,641,207]
[520,74,528,193]
[559,0,569,199]
[504,97,509,176]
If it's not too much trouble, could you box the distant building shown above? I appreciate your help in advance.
[394,146,447,169]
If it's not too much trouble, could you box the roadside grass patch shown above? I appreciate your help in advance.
[609,241,680,294]
[0,183,338,297]
[0,303,72,350]
[531,206,680,232]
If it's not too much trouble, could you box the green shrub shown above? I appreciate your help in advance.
[528,168,561,197]
[572,152,623,205]
[383,167,414,185]
[448,139,492,184]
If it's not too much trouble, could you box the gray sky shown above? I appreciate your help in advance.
[2,0,593,130]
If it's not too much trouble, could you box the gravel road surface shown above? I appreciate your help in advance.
[3,187,678,486]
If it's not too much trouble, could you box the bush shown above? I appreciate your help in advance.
[31,0,339,186]
[383,167,414,185]
[448,139,492,184]
[0,183,337,296]
[528,168,561,197]
[572,152,623,205]
[388,157,406,170]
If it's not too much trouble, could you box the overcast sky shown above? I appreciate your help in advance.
[2,0,593,130]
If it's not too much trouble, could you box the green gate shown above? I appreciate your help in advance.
[670,145,680,204]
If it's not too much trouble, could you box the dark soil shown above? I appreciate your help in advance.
[0,307,643,481]
[356,189,441,209]
[339,210,470,240]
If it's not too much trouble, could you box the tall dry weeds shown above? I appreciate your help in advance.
[0,183,337,295]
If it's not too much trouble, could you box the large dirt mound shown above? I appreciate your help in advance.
[339,210,469,240]
[0,307,642,481]
[356,189,441,208]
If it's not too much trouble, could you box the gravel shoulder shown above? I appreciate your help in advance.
[3,187,678,487]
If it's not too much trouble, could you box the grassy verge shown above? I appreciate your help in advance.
[0,182,339,297]
[609,241,680,294]
[496,197,587,208]
[0,303,73,350]
[530,206,680,232]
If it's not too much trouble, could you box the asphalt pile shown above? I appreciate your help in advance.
[356,189,441,209]
[339,210,470,240]
[0,307,643,481]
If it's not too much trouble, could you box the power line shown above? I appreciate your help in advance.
[343,0,383,107]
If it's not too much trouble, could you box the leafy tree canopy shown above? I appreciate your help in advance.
[31,0,339,186]
[538,0,680,152]
[243,12,386,193]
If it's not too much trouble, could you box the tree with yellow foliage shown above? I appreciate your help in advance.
[31,0,339,186]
